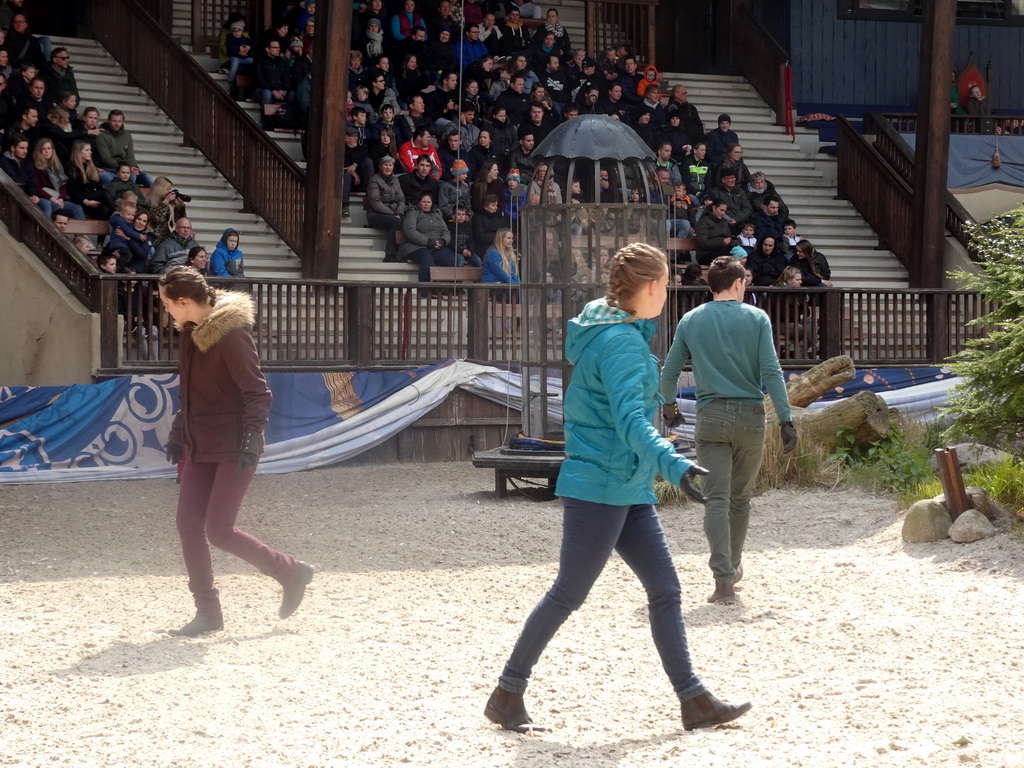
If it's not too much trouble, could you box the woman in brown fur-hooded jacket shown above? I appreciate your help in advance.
[159,266,314,637]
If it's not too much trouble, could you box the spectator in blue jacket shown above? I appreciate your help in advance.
[482,228,520,284]
[210,227,245,277]
[457,23,489,69]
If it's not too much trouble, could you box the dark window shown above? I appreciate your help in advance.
[840,0,1024,25]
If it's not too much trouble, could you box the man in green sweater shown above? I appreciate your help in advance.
[659,255,797,604]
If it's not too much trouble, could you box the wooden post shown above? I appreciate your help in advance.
[934,446,969,520]
[910,0,957,289]
[302,0,351,279]
[191,0,202,54]
[584,1,594,67]
[927,291,951,363]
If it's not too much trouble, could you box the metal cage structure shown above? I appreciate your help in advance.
[518,116,667,438]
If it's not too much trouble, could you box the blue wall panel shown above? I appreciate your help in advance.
[785,0,1024,111]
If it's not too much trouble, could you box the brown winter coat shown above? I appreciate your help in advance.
[169,291,272,462]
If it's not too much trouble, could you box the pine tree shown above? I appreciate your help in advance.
[945,206,1024,449]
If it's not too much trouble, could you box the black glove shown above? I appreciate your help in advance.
[780,422,798,454]
[680,464,710,504]
[165,442,183,464]
[662,402,684,428]
[236,429,261,473]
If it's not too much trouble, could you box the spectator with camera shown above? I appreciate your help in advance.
[146,176,189,243]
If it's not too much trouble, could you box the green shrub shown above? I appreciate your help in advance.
[829,418,935,495]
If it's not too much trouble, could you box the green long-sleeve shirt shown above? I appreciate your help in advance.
[659,299,792,422]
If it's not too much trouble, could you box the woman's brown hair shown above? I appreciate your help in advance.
[159,265,216,305]
[605,242,667,320]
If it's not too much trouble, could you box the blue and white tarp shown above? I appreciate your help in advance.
[0,362,958,483]
[0,361,515,484]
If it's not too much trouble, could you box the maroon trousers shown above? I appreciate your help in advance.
[176,459,299,617]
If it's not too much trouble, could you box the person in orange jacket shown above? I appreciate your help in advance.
[636,64,662,99]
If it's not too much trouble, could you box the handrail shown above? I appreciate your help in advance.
[94,273,990,374]
[0,172,99,311]
[91,0,308,262]
[863,112,973,249]
[584,0,659,66]
[836,115,916,273]
[879,111,1024,136]
[732,6,788,127]
[135,0,174,34]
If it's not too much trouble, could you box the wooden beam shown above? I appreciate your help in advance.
[910,0,957,289]
[302,0,351,279]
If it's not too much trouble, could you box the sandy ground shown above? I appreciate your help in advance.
[1,462,1023,768]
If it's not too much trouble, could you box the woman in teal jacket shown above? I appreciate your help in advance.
[485,243,752,733]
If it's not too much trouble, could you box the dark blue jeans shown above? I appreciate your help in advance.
[499,497,707,701]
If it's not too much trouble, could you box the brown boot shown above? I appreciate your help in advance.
[707,580,736,604]
[279,562,315,619]
[169,613,223,637]
[681,691,752,730]
[484,685,547,733]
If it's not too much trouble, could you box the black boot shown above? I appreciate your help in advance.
[681,691,752,730]
[707,580,736,604]
[279,562,315,619]
[169,613,223,637]
[484,685,547,733]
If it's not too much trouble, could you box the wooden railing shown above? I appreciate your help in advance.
[0,173,98,311]
[135,0,174,33]
[732,5,788,127]
[585,0,658,65]
[91,0,307,262]
[96,275,990,374]
[669,286,992,367]
[879,112,1024,136]
[836,116,916,273]
[863,113,974,249]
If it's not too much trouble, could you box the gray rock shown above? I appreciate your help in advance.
[949,442,1011,469]
[949,509,997,543]
[902,499,952,543]
[964,486,991,520]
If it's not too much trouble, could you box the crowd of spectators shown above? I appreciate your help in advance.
[216,0,830,289]
[0,0,833,309]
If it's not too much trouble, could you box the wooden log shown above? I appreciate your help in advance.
[766,356,856,418]
[785,355,856,408]
[791,390,890,448]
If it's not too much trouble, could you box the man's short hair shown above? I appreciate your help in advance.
[707,256,745,294]
[108,109,124,120]
[517,128,535,142]
[466,23,479,32]
[416,154,433,165]
[20,104,37,119]
[763,194,780,206]
[351,106,366,116]
[51,47,69,62]
[711,198,728,209]
[483,194,499,206]
[413,126,432,140]
[719,169,737,180]
[51,209,70,221]
[116,161,131,171]
[783,218,797,228]
[8,132,26,149]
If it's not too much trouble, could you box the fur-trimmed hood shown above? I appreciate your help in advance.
[189,290,255,352]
